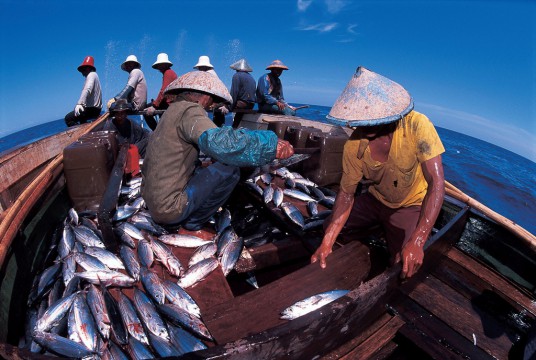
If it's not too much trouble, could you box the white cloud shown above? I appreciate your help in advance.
[325,0,347,14]
[297,0,313,11]
[347,24,358,35]
[300,22,338,33]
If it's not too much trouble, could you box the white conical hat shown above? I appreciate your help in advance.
[152,53,173,68]
[121,55,141,71]
[230,59,253,72]
[326,66,413,127]
[194,55,213,69]
[165,71,232,104]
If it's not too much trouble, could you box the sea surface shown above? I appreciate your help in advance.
[1,105,534,234]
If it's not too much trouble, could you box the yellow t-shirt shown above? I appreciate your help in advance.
[340,111,445,208]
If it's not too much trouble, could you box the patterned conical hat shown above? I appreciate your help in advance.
[326,67,413,127]
[165,71,232,104]
[230,59,253,72]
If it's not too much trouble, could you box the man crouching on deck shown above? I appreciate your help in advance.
[310,67,445,279]
[142,71,294,231]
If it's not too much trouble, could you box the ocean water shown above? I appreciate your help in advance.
[1,105,534,235]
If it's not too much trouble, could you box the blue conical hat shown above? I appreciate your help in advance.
[326,67,413,127]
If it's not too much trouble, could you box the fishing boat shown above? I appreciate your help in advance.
[0,109,534,360]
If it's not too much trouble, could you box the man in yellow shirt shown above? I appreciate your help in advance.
[311,67,445,279]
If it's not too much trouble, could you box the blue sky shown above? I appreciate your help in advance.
[0,0,534,161]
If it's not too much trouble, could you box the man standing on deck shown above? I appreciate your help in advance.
[107,55,147,113]
[310,67,445,279]
[65,56,102,127]
[256,60,296,116]
[142,71,294,231]
[144,53,178,130]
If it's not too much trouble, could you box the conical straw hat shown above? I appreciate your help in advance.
[230,59,253,72]
[165,71,232,104]
[326,67,413,127]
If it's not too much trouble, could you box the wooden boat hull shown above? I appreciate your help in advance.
[0,112,534,359]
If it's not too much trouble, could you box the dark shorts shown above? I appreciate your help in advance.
[342,192,421,256]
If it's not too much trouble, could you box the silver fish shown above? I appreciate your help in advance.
[116,222,145,240]
[303,219,325,231]
[293,177,318,188]
[188,242,217,267]
[68,294,98,352]
[263,185,274,204]
[73,225,105,248]
[159,234,213,248]
[133,288,170,341]
[109,342,130,360]
[68,208,79,226]
[273,186,284,207]
[215,208,232,233]
[281,202,305,228]
[86,284,111,339]
[280,290,349,320]
[283,188,317,203]
[129,213,166,235]
[72,252,110,272]
[137,239,154,268]
[120,245,141,281]
[129,196,146,210]
[309,186,326,201]
[148,332,182,358]
[102,287,128,345]
[113,205,138,222]
[157,303,213,341]
[28,262,62,306]
[80,217,100,234]
[168,324,207,355]
[127,336,154,360]
[35,292,78,332]
[84,246,125,270]
[117,291,149,345]
[75,270,136,287]
[150,238,184,277]
[218,230,244,277]
[260,173,273,185]
[32,331,94,358]
[117,230,137,248]
[178,257,219,288]
[59,224,75,260]
[307,201,319,217]
[320,196,335,208]
[245,181,264,196]
[162,279,201,318]
[62,255,77,287]
[140,267,166,304]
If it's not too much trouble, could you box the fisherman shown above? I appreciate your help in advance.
[144,53,178,130]
[229,58,257,128]
[256,60,296,116]
[103,99,150,157]
[65,55,102,127]
[107,55,147,113]
[310,67,445,279]
[193,55,227,127]
[142,71,294,232]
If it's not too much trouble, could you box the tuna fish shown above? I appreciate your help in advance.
[280,290,349,320]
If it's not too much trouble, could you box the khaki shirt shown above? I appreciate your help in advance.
[141,100,216,223]
[340,111,445,208]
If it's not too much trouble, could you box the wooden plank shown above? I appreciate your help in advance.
[243,237,310,270]
[321,313,395,359]
[443,247,536,317]
[406,275,514,359]
[203,241,371,344]
[338,315,405,360]
[393,295,495,359]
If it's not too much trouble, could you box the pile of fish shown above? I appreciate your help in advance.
[21,164,342,358]
[21,176,246,359]
[245,166,334,231]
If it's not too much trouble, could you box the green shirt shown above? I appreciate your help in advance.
[141,100,216,223]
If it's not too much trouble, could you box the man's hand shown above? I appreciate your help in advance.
[145,106,156,116]
[396,241,424,279]
[74,104,84,116]
[220,106,229,115]
[107,98,116,110]
[276,139,294,159]
[276,101,286,111]
[310,243,333,269]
